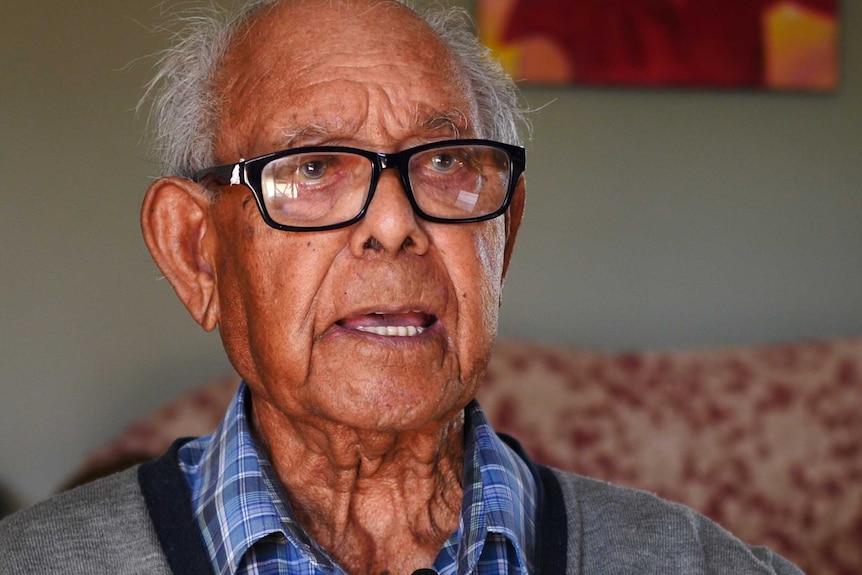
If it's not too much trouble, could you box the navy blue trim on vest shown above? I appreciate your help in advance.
[138,438,214,575]
[499,433,569,573]
[534,465,570,572]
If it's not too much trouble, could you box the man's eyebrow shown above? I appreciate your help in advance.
[419,109,471,137]
[278,124,334,147]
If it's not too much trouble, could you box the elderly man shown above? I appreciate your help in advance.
[1,1,803,574]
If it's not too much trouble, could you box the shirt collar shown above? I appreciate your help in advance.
[178,382,339,575]
[179,382,536,575]
[433,400,537,574]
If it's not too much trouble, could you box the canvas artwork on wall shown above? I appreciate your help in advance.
[477,0,839,91]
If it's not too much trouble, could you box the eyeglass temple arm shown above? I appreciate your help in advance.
[193,162,244,185]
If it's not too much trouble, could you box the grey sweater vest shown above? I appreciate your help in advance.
[0,437,803,574]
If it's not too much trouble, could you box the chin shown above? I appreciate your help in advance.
[319,369,476,432]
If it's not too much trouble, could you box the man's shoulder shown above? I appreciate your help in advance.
[546,468,804,574]
[0,466,172,575]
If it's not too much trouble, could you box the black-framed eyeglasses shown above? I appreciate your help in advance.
[193,138,525,232]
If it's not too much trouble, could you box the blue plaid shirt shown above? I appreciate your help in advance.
[178,382,536,575]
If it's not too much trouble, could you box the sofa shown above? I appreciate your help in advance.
[69,337,862,575]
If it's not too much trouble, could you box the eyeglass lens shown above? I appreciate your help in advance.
[261,152,371,227]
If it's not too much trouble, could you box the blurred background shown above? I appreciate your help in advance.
[2,1,860,510]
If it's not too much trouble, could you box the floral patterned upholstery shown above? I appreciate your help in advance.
[71,337,862,575]
[479,338,862,575]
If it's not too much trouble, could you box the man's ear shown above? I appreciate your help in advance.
[140,177,219,332]
[502,174,526,280]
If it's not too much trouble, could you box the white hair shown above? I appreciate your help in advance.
[142,0,528,179]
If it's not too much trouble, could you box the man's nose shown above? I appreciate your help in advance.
[348,169,429,257]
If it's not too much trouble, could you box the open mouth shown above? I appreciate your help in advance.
[337,311,436,337]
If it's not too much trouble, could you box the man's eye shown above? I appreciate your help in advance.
[299,159,329,179]
[429,153,462,172]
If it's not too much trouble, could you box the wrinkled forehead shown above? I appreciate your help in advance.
[211,0,477,157]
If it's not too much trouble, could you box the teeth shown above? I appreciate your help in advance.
[355,325,425,337]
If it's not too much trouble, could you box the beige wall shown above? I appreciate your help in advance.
[2,1,860,507]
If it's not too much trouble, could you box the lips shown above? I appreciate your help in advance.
[337,311,436,337]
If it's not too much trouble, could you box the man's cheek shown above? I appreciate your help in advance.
[474,221,506,274]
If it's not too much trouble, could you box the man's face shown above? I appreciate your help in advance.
[203,0,521,432]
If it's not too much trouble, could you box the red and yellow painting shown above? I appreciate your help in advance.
[478,0,839,90]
